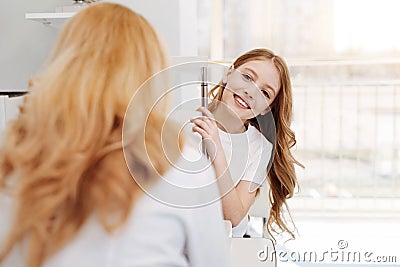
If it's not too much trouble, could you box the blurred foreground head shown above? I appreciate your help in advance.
[0,3,176,267]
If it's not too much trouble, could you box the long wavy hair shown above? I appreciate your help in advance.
[0,3,178,267]
[209,48,303,239]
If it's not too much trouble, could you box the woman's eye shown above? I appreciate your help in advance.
[242,73,252,81]
[262,90,270,98]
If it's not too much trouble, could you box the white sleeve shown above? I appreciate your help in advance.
[111,149,231,266]
[242,137,273,187]
[156,142,231,267]
[178,143,231,267]
[184,200,231,267]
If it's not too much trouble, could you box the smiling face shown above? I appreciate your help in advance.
[221,59,281,122]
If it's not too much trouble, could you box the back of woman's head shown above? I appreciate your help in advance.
[0,3,172,267]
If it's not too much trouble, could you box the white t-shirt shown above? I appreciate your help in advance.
[169,109,272,238]
[218,125,272,187]
[0,142,231,267]
[218,125,272,237]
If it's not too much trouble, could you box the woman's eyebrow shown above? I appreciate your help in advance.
[244,67,258,79]
[244,67,277,95]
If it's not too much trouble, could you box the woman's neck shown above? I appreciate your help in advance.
[211,104,246,134]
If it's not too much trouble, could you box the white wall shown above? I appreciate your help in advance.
[0,0,198,91]
[0,0,71,91]
[0,95,25,134]
[110,0,198,57]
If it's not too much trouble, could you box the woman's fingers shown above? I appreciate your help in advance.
[191,107,220,140]
[191,115,217,130]
[191,117,210,131]
[197,107,214,119]
[199,107,218,128]
[194,107,217,128]
[192,126,209,138]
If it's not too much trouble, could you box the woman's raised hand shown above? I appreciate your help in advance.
[190,107,223,160]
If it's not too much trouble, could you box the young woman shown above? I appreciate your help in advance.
[191,48,303,238]
[0,3,230,267]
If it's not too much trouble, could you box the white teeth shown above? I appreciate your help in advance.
[235,95,249,108]
[237,98,247,107]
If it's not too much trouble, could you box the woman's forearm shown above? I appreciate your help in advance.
[212,146,248,227]
[189,108,254,227]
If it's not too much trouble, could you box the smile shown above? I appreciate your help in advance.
[233,94,250,109]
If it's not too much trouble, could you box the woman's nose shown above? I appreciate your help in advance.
[244,90,253,99]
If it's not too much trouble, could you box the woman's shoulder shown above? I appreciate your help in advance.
[247,125,273,149]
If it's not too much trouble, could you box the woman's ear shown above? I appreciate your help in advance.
[222,65,234,84]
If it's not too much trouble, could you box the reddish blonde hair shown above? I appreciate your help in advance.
[209,48,303,239]
[0,3,178,267]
